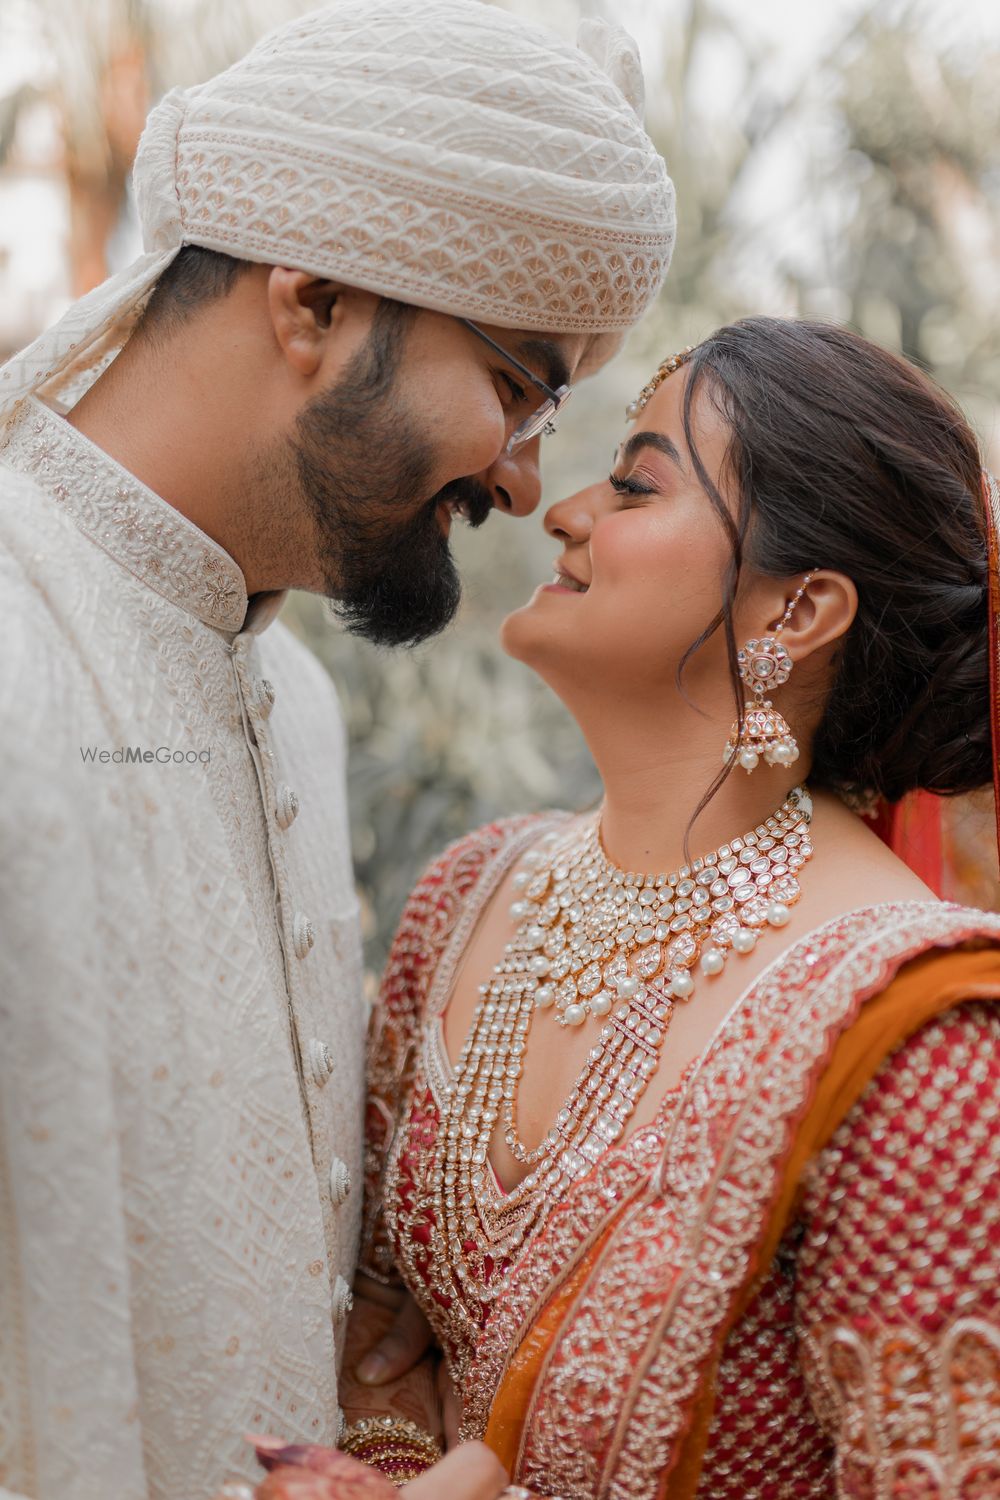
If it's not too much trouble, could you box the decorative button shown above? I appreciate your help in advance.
[254,677,276,718]
[329,1156,352,1206]
[293,912,315,959]
[275,784,300,830]
[309,1038,334,1088]
[332,1274,353,1322]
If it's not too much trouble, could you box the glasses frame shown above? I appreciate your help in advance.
[459,318,572,456]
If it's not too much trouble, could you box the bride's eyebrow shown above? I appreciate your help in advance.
[618,430,685,471]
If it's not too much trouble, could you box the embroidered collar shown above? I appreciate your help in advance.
[1,396,279,635]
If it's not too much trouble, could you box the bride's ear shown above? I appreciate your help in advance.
[770,570,857,662]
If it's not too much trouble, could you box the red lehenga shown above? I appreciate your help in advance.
[360,816,1000,1499]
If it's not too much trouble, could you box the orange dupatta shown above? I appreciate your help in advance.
[485,942,1000,1497]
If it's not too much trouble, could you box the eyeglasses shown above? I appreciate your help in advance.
[460,318,572,456]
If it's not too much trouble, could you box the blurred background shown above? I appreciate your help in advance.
[3,0,1000,976]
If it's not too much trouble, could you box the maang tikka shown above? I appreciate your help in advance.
[726,573,817,773]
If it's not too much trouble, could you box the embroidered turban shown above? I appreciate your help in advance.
[0,0,675,421]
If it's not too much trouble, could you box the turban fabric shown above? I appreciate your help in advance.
[0,0,675,422]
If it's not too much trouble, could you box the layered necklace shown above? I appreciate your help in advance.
[437,786,813,1294]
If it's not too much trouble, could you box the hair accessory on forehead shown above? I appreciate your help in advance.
[626,344,696,421]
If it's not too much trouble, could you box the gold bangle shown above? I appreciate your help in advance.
[340,1415,442,1488]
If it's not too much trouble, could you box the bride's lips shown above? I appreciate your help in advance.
[542,564,589,595]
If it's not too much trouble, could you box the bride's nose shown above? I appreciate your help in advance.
[543,480,605,543]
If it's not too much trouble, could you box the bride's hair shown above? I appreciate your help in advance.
[677,316,991,803]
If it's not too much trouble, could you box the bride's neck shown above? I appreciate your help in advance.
[576,699,805,876]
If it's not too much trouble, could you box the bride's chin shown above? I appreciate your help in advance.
[499,600,551,665]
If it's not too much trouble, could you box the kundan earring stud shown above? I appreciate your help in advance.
[725,572,817,773]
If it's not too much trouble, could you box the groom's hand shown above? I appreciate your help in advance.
[402,1441,508,1497]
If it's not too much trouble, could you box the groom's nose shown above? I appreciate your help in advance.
[480,437,543,517]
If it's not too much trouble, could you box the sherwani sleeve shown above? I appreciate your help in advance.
[0,624,148,1499]
[794,1000,1000,1497]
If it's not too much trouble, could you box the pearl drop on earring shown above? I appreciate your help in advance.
[732,927,758,954]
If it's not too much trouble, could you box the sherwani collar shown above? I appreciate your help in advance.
[2,397,286,635]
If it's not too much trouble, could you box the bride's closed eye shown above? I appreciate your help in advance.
[608,470,657,498]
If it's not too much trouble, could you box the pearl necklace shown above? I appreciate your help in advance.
[437,788,813,1290]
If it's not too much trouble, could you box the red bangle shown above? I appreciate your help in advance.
[339,1416,442,1487]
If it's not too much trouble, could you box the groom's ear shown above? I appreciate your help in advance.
[266,268,352,378]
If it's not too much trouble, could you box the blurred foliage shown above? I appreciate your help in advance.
[288,599,601,978]
[3,0,999,967]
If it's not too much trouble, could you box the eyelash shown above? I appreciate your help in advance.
[499,371,528,405]
[608,472,656,498]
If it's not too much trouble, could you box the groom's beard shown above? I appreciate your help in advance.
[292,341,493,648]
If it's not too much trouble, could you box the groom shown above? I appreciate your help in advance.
[0,2,673,1497]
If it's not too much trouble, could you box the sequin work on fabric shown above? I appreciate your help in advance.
[361,821,1000,1499]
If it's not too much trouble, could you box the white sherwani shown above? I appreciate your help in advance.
[0,398,367,1500]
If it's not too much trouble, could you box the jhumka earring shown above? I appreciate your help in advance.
[725,573,817,774]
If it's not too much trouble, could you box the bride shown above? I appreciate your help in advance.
[319,317,1000,1499]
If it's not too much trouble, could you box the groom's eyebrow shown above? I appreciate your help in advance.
[620,430,685,471]
[514,337,572,392]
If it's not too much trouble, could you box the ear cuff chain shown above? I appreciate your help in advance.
[726,573,817,774]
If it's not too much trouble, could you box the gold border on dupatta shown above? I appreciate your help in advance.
[468,901,1000,1499]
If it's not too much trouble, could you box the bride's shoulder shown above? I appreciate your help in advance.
[405,808,575,911]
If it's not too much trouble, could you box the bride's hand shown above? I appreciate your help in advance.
[238,1435,510,1499]
[338,1278,441,1441]
[353,1284,433,1385]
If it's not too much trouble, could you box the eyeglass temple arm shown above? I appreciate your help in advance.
[458,318,560,401]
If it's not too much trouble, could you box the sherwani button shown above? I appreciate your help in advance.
[275,784,300,830]
[309,1038,334,1087]
[332,1274,353,1322]
[329,1156,352,1205]
[254,677,276,718]
[293,912,315,959]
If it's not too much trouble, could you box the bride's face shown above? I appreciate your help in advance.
[502,366,742,707]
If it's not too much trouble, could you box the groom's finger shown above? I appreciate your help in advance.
[401,1442,508,1499]
[355,1293,433,1383]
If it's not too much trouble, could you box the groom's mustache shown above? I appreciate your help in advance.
[430,476,494,530]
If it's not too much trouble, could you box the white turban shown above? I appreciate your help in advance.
[0,0,675,422]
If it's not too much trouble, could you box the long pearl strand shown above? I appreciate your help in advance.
[437,787,813,1292]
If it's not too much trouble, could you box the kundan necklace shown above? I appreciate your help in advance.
[438,787,813,1286]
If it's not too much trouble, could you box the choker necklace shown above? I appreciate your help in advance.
[438,787,813,1288]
